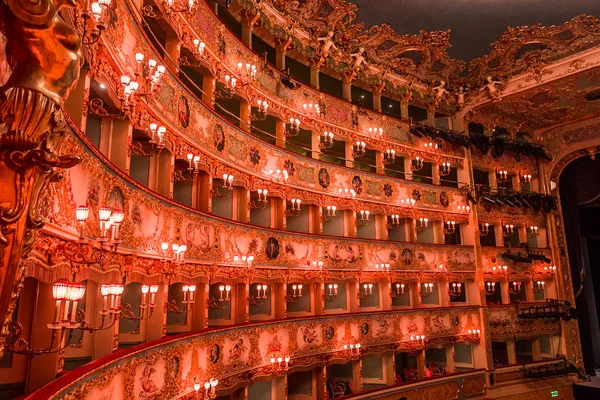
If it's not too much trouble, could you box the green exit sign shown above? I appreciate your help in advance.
[551,390,559,397]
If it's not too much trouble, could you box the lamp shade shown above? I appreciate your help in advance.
[52,281,69,301]
[98,206,112,221]
[76,205,89,222]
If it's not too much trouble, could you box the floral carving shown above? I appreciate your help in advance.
[249,146,261,165]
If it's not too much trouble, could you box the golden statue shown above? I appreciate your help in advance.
[0,0,83,148]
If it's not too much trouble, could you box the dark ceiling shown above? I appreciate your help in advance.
[347,0,600,60]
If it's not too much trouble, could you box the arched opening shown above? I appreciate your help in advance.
[559,155,600,375]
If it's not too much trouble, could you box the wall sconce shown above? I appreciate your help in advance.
[237,62,257,81]
[233,255,254,267]
[78,0,112,46]
[400,198,416,207]
[248,284,268,306]
[212,174,234,198]
[412,156,424,171]
[536,280,546,291]
[496,170,508,183]
[192,39,206,58]
[392,283,406,298]
[358,283,374,300]
[521,172,532,183]
[286,284,303,303]
[64,205,124,265]
[193,378,218,400]
[383,149,396,164]
[485,281,497,296]
[166,284,195,320]
[387,214,401,230]
[416,217,429,232]
[509,281,522,295]
[185,153,202,178]
[160,242,187,264]
[457,205,471,214]
[423,142,438,150]
[367,127,383,137]
[449,282,463,297]
[356,210,370,226]
[310,260,324,270]
[465,329,481,342]
[502,224,515,237]
[265,168,289,183]
[337,187,356,199]
[323,283,339,301]
[250,188,269,209]
[439,162,451,176]
[544,265,557,273]
[215,74,237,99]
[353,141,366,157]
[443,220,456,235]
[319,131,334,149]
[479,223,490,236]
[286,198,302,217]
[269,355,291,376]
[285,117,301,137]
[374,263,390,272]
[340,342,361,359]
[528,225,539,236]
[407,335,427,350]
[420,282,434,297]
[219,285,232,302]
[252,99,269,121]
[322,205,337,223]
[303,102,320,117]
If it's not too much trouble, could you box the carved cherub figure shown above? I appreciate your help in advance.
[349,47,367,70]
[430,80,449,109]
[481,76,504,102]
[317,31,338,57]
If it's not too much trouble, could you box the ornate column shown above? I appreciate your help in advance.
[0,0,83,357]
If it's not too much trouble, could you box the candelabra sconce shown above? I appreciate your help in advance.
[248,284,268,306]
[186,153,201,178]
[479,223,490,236]
[193,378,219,400]
[392,283,406,298]
[285,117,301,137]
[485,281,497,296]
[216,74,237,99]
[535,280,546,291]
[286,198,302,217]
[443,220,456,235]
[192,39,206,59]
[457,205,471,214]
[383,149,396,164]
[265,168,289,183]
[302,102,321,117]
[411,156,424,171]
[420,282,434,297]
[250,189,269,209]
[502,224,515,237]
[400,198,416,207]
[438,162,451,177]
[491,265,508,276]
[374,263,391,272]
[161,0,199,14]
[464,329,481,342]
[233,255,255,267]
[337,187,357,199]
[358,283,374,300]
[120,284,159,333]
[319,131,334,149]
[323,284,339,302]
[212,174,235,198]
[285,284,304,303]
[160,242,187,264]
[353,141,366,157]
[356,210,370,226]
[252,99,269,121]
[521,172,532,183]
[4,280,126,356]
[544,265,557,273]
[310,260,324,270]
[416,218,429,232]
[322,205,337,223]
[79,0,112,46]
[528,225,539,237]
[407,335,427,350]
[143,123,167,154]
[340,343,361,359]
[269,355,291,376]
[449,282,463,297]
[166,284,196,321]
[218,285,232,302]
[387,214,401,230]
[509,281,522,295]
[423,142,439,150]
[237,62,257,82]
[496,170,508,183]
[368,127,383,138]
[64,205,125,265]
